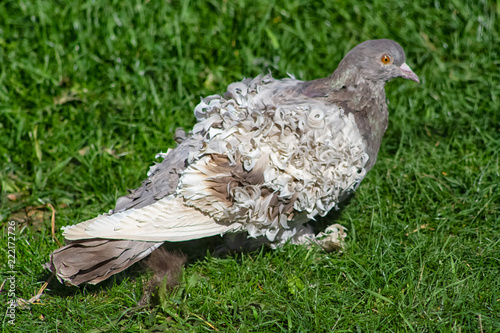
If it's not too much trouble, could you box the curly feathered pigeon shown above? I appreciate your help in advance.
[46,39,419,286]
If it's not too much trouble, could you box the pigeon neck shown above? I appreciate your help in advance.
[330,65,386,91]
[328,67,387,108]
[330,66,358,90]
[326,69,389,171]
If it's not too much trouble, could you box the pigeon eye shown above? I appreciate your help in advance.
[380,54,392,64]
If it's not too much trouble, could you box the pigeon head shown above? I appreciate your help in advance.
[333,39,419,85]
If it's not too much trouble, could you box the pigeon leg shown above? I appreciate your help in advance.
[284,223,347,252]
[314,224,347,251]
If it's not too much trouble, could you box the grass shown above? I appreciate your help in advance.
[0,0,499,331]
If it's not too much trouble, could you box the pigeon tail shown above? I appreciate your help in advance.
[45,239,163,286]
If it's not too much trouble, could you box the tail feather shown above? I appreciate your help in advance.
[45,239,163,286]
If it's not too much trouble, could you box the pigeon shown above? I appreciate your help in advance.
[46,39,419,286]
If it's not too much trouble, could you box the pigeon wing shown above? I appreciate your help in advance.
[62,194,240,242]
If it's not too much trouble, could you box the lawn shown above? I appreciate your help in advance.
[1,0,499,331]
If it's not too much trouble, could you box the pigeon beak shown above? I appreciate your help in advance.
[399,63,419,83]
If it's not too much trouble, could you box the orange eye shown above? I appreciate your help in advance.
[381,54,392,64]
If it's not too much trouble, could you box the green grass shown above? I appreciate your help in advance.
[1,0,499,331]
